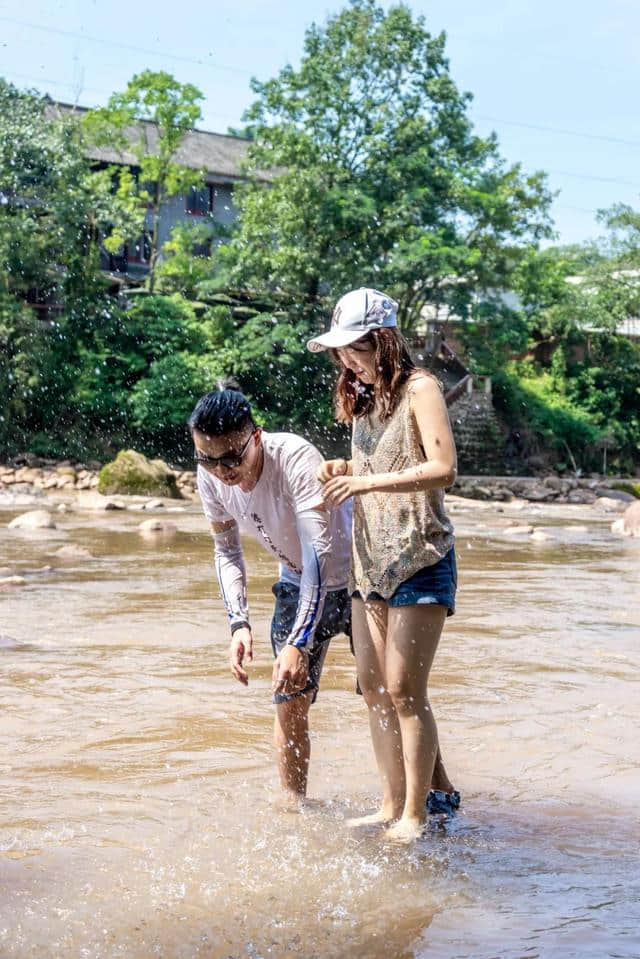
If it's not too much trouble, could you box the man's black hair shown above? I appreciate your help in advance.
[188,383,255,437]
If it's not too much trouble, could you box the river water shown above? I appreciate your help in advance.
[1,494,639,958]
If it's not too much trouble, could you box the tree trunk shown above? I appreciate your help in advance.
[148,185,161,294]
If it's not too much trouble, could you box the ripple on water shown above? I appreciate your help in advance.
[1,502,639,957]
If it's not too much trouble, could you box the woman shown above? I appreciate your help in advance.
[307,288,459,842]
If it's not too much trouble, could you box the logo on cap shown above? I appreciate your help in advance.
[365,296,395,326]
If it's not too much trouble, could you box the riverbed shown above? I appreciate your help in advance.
[1,494,639,958]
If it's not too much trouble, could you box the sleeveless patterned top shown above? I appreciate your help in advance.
[350,373,455,599]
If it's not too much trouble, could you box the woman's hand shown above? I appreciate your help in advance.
[321,474,368,507]
[316,458,349,483]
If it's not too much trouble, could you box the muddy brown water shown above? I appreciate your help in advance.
[1,496,639,958]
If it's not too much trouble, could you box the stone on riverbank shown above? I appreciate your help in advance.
[567,489,597,504]
[611,501,640,538]
[8,509,56,530]
[611,481,640,500]
[594,487,635,503]
[98,450,182,499]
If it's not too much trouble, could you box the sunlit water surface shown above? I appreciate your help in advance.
[1,496,639,958]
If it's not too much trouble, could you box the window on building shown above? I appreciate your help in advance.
[186,185,213,216]
[129,231,152,264]
[105,245,128,274]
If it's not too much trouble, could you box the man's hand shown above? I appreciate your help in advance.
[272,645,309,697]
[229,627,253,686]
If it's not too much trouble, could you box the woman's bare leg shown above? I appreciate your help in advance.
[431,745,455,794]
[384,604,447,842]
[347,597,406,825]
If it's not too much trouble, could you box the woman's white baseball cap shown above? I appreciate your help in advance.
[306,287,398,353]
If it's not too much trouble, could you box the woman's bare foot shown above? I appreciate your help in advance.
[346,805,399,828]
[274,790,306,813]
[384,816,425,843]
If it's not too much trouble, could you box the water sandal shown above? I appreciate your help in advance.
[427,789,461,817]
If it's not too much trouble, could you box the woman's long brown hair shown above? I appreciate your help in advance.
[331,328,419,423]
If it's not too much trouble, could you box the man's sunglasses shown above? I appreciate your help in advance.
[194,430,255,469]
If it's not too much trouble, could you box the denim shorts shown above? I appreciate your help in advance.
[352,547,457,616]
[270,582,351,704]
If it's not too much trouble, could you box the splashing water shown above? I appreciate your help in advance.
[1,497,639,957]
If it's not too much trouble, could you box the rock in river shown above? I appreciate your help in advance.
[98,450,181,499]
[138,518,178,535]
[531,530,555,543]
[8,509,56,530]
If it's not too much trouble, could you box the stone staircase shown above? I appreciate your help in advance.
[448,378,505,475]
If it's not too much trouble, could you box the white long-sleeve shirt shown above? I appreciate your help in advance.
[198,431,352,649]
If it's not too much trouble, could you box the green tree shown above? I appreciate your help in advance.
[73,293,209,425]
[0,81,142,304]
[224,0,553,336]
[85,71,205,292]
[473,219,640,471]
[69,294,236,457]
[0,80,143,453]
[155,220,228,299]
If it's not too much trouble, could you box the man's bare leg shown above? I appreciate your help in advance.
[274,692,313,807]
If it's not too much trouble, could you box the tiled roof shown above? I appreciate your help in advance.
[45,101,255,182]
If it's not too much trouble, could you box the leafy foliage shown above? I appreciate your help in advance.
[0,81,142,301]
[0,43,638,472]
[229,310,340,441]
[0,80,143,453]
[155,221,226,299]
[492,365,601,468]
[224,0,553,333]
[72,294,216,443]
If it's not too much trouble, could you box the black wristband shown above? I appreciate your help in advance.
[230,620,250,636]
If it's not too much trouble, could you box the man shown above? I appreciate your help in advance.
[190,383,459,814]
[189,384,352,805]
